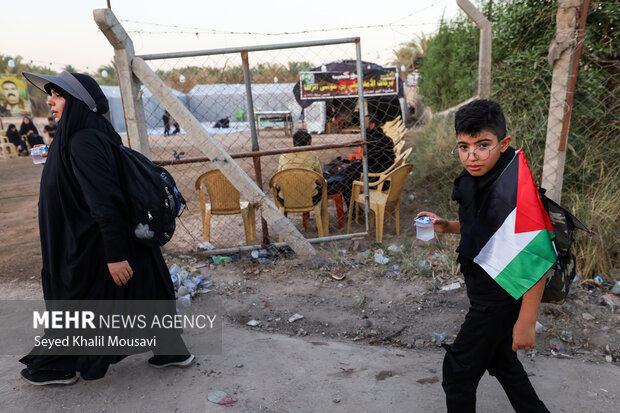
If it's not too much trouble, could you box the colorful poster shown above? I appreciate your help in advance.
[299,67,398,100]
[0,75,31,117]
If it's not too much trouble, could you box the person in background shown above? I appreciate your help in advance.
[213,116,230,128]
[19,116,45,147]
[171,118,180,135]
[43,116,57,141]
[162,110,171,136]
[5,123,28,156]
[277,129,323,206]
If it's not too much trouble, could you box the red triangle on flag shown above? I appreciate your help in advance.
[515,150,554,234]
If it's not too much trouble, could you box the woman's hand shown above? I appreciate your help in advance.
[416,211,452,233]
[107,260,133,286]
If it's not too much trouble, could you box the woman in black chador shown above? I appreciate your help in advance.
[20,71,193,386]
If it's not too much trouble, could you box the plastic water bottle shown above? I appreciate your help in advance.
[414,216,435,241]
[251,249,269,259]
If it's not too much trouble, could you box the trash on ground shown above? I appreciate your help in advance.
[330,272,346,281]
[207,390,237,406]
[582,312,595,321]
[387,245,401,253]
[602,293,619,312]
[212,255,232,264]
[257,257,271,264]
[392,264,401,275]
[288,313,304,323]
[177,294,191,309]
[374,249,390,264]
[246,319,260,327]
[429,332,445,345]
[251,249,269,259]
[535,321,544,333]
[197,241,215,250]
[169,264,182,275]
[440,282,461,291]
[610,281,620,295]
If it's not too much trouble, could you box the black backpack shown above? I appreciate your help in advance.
[538,188,590,304]
[90,129,186,247]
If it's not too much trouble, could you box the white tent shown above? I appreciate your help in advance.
[100,85,188,134]
[187,83,297,123]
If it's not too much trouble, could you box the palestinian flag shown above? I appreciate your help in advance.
[458,149,557,299]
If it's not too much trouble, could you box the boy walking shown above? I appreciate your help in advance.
[418,100,551,412]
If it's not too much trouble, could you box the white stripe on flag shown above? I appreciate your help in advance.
[473,209,539,279]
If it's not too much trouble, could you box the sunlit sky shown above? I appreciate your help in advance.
[2,0,464,72]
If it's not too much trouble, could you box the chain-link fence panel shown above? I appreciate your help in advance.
[131,40,414,254]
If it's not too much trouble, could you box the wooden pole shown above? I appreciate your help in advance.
[541,0,585,203]
[457,0,492,99]
[131,57,325,263]
[93,8,150,157]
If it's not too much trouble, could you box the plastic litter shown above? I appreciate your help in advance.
[594,275,605,285]
[251,249,269,258]
[197,241,215,250]
[170,273,180,290]
[392,264,402,275]
[257,257,271,264]
[440,282,461,291]
[373,249,390,264]
[212,255,232,264]
[207,390,237,406]
[611,281,620,295]
[246,319,260,327]
[177,294,191,308]
[169,264,182,275]
[387,245,401,253]
[288,313,304,323]
[429,332,445,345]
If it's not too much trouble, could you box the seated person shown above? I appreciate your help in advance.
[6,124,28,156]
[277,129,323,205]
[213,116,230,128]
[19,116,45,147]
[43,116,57,141]
[333,115,395,207]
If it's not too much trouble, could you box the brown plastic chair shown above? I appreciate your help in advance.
[195,170,256,245]
[269,168,329,240]
[364,147,412,181]
[347,163,413,243]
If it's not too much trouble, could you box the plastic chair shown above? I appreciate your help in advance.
[195,170,256,245]
[302,191,345,230]
[0,142,17,160]
[364,147,412,181]
[269,168,329,240]
[347,164,413,243]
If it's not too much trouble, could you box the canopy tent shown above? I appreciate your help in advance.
[187,83,298,123]
[292,60,407,128]
[100,85,188,133]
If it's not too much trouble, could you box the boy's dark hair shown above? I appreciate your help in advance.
[455,99,506,140]
[293,129,312,146]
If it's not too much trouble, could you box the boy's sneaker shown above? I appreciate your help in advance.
[20,368,78,386]
[148,354,195,368]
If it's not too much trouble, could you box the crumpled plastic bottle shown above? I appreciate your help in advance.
[374,249,390,264]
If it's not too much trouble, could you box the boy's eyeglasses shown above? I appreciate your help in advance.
[451,142,500,161]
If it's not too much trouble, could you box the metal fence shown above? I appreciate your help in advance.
[131,39,409,254]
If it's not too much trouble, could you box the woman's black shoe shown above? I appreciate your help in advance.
[148,354,195,368]
[20,368,78,386]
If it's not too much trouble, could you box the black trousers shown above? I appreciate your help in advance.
[442,300,549,413]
